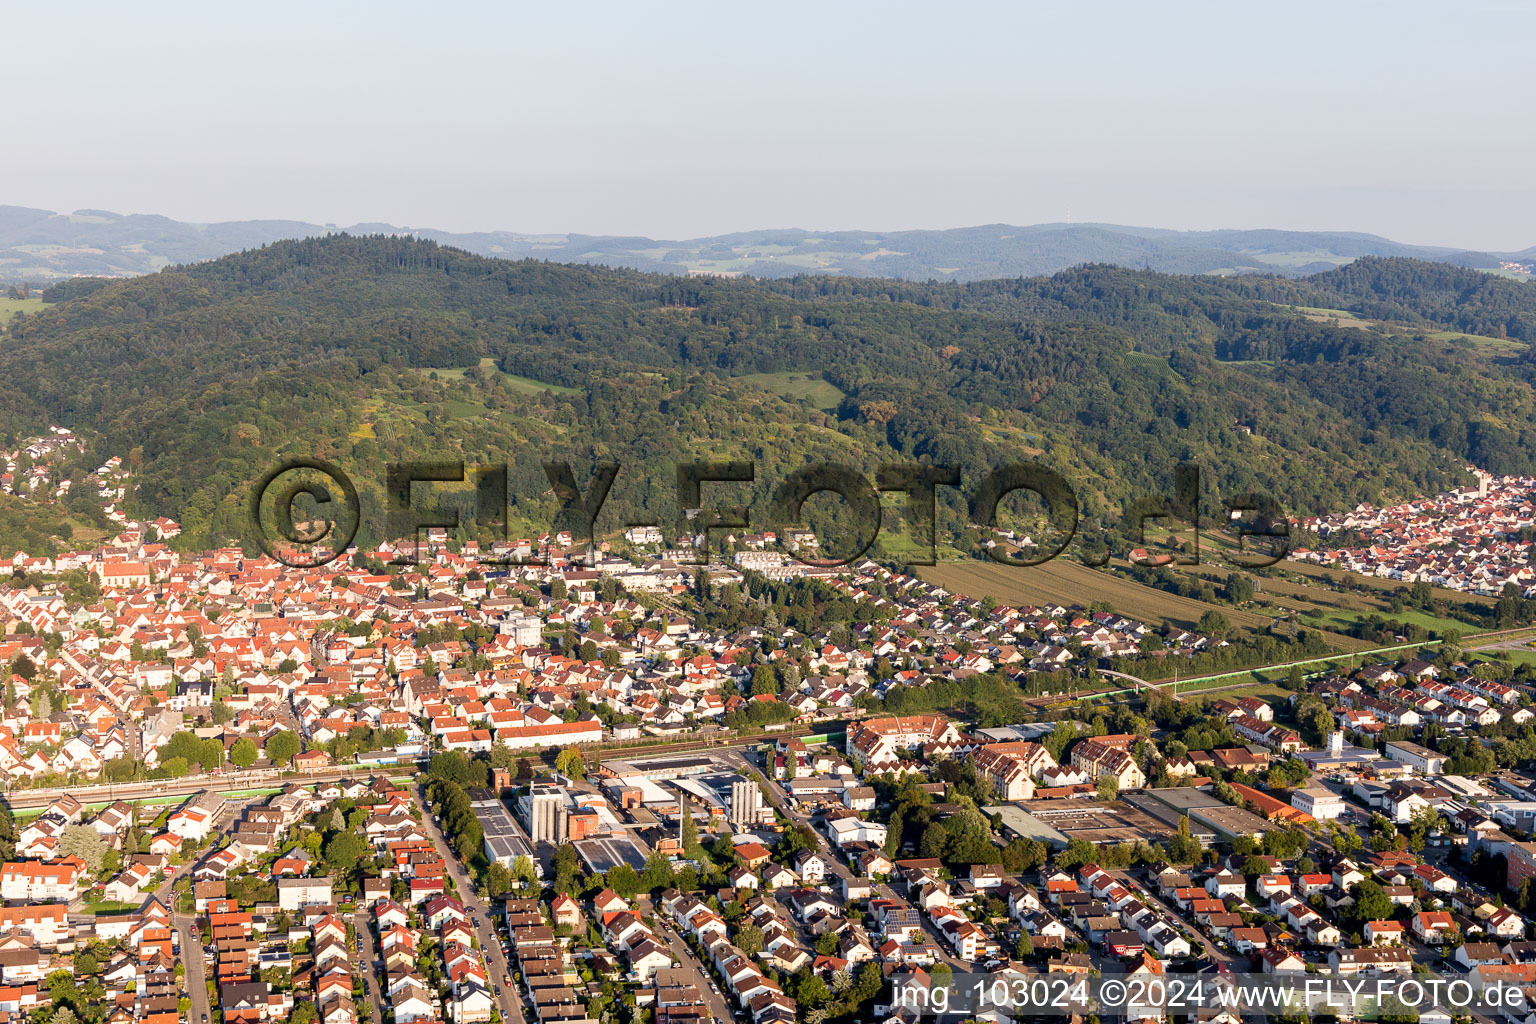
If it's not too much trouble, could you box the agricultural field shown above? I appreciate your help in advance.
[1423,329,1525,357]
[873,525,967,564]
[922,557,1273,634]
[924,554,1381,655]
[1160,530,1492,639]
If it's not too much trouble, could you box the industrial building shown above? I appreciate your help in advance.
[1383,740,1448,775]
[519,782,568,844]
[731,779,765,828]
[470,788,538,874]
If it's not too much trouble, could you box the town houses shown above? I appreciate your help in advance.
[1295,470,1536,597]
[13,431,1536,1024]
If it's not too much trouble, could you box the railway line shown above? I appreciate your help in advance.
[9,619,1524,812]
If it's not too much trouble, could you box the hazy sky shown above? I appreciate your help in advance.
[5,1,1534,249]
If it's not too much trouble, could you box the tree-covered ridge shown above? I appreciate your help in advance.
[1245,257,1536,340]
[7,205,1528,282]
[2,235,1533,551]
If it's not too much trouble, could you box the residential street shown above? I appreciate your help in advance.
[173,910,212,1024]
[354,908,388,1024]
[636,894,737,1023]
[157,805,249,1024]
[721,748,971,971]
[414,783,528,1024]
[1105,868,1239,970]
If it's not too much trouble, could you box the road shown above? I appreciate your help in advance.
[414,782,527,1024]
[613,787,742,1021]
[174,909,212,1024]
[157,801,250,1024]
[150,799,251,904]
[62,646,142,763]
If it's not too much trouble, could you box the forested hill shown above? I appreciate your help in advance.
[3,235,1536,554]
[4,203,1533,282]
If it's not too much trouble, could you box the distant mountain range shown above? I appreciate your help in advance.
[2,203,1534,283]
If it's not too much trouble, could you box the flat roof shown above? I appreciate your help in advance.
[1434,775,1491,799]
[472,795,524,837]
[472,794,535,865]
[575,835,649,874]
[1384,739,1442,758]
[1015,799,1174,845]
[976,724,1055,742]
[607,754,719,778]
[1188,804,1276,840]
[991,804,1070,848]
[601,775,676,806]
[1121,792,1218,843]
[1138,787,1224,812]
[681,771,751,806]
[1296,745,1381,769]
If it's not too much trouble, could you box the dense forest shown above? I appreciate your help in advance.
[2,236,1534,555]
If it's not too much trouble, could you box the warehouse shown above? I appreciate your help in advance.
[470,789,538,874]
[1189,805,1275,842]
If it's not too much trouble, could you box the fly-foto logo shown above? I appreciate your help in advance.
[247,457,1290,570]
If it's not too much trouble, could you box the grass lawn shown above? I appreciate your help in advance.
[1168,533,1489,638]
[1424,329,1525,356]
[0,296,44,325]
[1471,648,1536,669]
[1177,673,1267,692]
[873,521,966,563]
[428,358,579,395]
[65,517,107,544]
[735,371,846,412]
[1199,681,1296,702]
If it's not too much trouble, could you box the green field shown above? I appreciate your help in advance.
[923,558,1275,634]
[1250,252,1353,269]
[1470,648,1536,669]
[873,503,967,562]
[429,358,580,395]
[1424,329,1525,356]
[1164,534,1491,639]
[0,296,44,325]
[735,371,846,412]
[1297,604,1481,638]
[1173,678,1296,701]
[1287,305,1522,359]
[1292,305,1364,321]
[923,554,1380,654]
